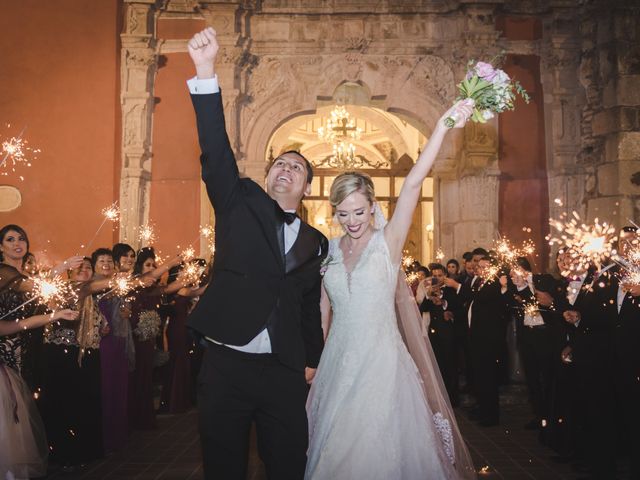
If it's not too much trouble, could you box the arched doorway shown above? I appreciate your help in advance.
[265,83,435,263]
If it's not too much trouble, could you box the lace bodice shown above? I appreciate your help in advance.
[323,230,401,342]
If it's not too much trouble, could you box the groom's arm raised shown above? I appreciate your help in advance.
[187,27,239,212]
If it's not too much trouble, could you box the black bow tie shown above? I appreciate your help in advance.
[283,211,298,225]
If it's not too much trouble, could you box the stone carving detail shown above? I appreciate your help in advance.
[345,37,370,53]
[408,56,455,106]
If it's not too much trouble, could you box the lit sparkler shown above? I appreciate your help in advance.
[478,264,501,284]
[0,273,77,321]
[83,202,121,252]
[200,225,215,239]
[138,224,156,246]
[435,248,445,262]
[0,125,39,178]
[180,262,205,286]
[548,212,617,276]
[402,252,415,270]
[524,301,541,317]
[181,246,196,263]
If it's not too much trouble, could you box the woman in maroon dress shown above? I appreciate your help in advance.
[160,261,207,413]
[128,248,182,429]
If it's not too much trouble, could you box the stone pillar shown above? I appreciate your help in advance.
[579,1,640,226]
[437,121,500,258]
[119,0,158,245]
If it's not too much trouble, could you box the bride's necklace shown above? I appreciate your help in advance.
[345,231,371,255]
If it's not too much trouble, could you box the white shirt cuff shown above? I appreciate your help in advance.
[187,75,220,94]
[517,284,528,292]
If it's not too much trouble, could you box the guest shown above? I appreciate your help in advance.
[94,247,134,454]
[609,226,640,478]
[113,243,136,274]
[466,256,510,426]
[509,257,560,431]
[446,258,460,281]
[41,257,109,469]
[160,261,208,414]
[417,263,460,405]
[0,257,79,479]
[128,247,182,430]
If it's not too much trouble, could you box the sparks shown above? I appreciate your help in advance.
[0,125,39,177]
[402,252,415,270]
[180,262,205,286]
[548,212,617,275]
[200,225,215,239]
[181,246,196,263]
[138,224,156,245]
[435,247,445,262]
[101,202,120,222]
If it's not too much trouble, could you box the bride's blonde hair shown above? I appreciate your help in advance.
[329,171,376,207]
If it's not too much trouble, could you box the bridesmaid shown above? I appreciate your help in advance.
[94,247,133,454]
[41,257,110,469]
[160,261,208,414]
[128,247,182,429]
[0,224,80,479]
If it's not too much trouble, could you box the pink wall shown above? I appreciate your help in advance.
[0,0,121,265]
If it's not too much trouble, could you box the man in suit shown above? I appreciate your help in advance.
[544,249,616,477]
[466,256,510,426]
[186,28,328,480]
[605,227,640,478]
[418,263,461,405]
[510,257,561,431]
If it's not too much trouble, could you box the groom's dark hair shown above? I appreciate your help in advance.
[266,150,314,184]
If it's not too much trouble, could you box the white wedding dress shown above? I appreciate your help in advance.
[306,229,475,479]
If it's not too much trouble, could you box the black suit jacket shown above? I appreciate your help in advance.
[468,279,511,348]
[419,286,459,330]
[187,92,328,371]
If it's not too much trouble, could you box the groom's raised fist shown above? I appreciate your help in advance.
[188,27,218,79]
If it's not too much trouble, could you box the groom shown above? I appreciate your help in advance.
[186,27,328,480]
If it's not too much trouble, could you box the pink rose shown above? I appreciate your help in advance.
[474,61,497,81]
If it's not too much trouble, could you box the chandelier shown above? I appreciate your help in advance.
[315,105,388,169]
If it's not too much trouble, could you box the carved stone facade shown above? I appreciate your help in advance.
[118,0,640,260]
[120,0,158,245]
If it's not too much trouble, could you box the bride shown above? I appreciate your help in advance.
[305,101,477,479]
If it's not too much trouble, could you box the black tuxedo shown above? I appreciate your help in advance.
[420,286,459,404]
[512,274,561,428]
[552,271,616,476]
[602,272,640,477]
[189,91,327,480]
[467,278,511,424]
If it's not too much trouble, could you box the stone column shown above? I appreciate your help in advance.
[119,0,158,245]
[582,2,640,226]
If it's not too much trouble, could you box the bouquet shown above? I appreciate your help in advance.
[133,310,161,342]
[444,59,530,128]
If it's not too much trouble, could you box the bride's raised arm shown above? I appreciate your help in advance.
[384,100,474,263]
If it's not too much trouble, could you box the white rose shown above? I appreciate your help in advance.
[494,69,510,85]
[482,110,495,120]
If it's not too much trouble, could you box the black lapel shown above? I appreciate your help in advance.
[285,222,319,274]
[244,188,285,270]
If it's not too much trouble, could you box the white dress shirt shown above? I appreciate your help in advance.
[518,273,544,327]
[617,285,627,314]
[190,75,300,353]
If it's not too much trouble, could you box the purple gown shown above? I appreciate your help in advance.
[99,295,132,453]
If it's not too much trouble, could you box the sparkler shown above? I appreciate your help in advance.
[492,236,536,270]
[402,252,415,270]
[0,273,77,321]
[0,125,39,179]
[181,246,196,263]
[477,264,501,284]
[180,262,205,286]
[435,248,445,262]
[138,224,157,246]
[82,202,121,252]
[547,212,617,276]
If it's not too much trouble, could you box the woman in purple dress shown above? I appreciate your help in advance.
[93,247,133,454]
